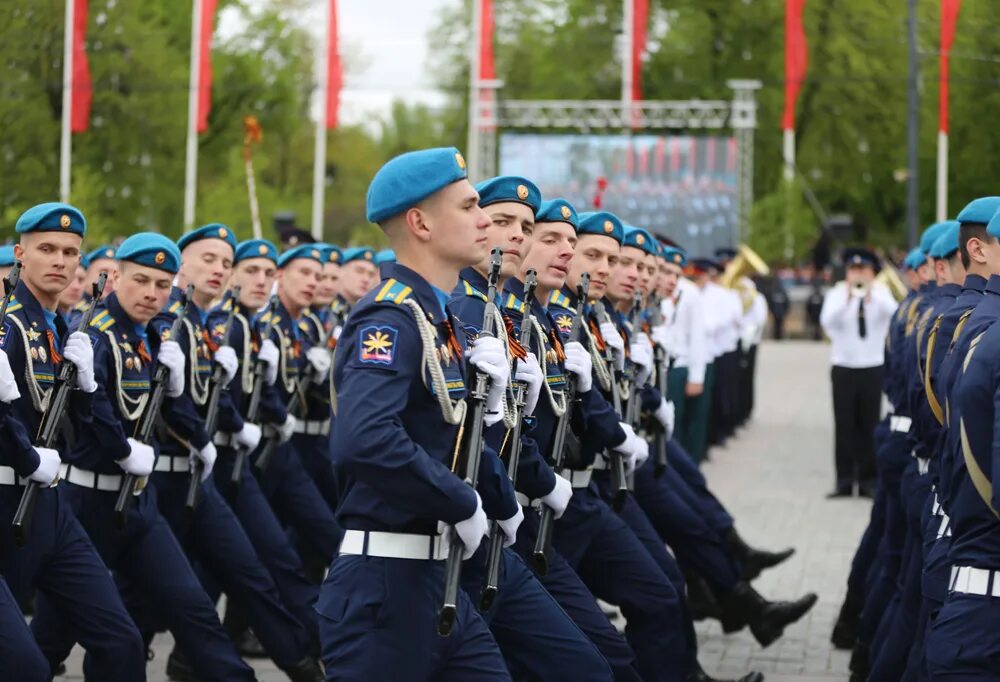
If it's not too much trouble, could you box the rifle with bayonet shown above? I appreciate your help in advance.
[592,299,629,511]
[232,294,280,484]
[647,295,669,478]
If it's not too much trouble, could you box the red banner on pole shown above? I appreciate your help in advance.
[325,0,342,129]
[631,0,649,102]
[196,0,218,133]
[70,0,91,133]
[480,0,496,80]
[782,0,808,131]
[939,0,962,134]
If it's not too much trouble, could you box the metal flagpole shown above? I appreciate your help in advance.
[905,0,919,247]
[311,0,330,241]
[183,0,203,230]
[466,0,482,181]
[621,0,633,127]
[59,0,75,203]
[936,131,947,222]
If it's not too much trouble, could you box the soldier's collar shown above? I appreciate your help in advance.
[962,273,987,293]
[940,282,962,297]
[378,262,454,325]
[985,274,1000,296]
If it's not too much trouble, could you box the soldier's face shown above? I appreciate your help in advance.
[15,232,82,297]
[59,265,87,309]
[232,258,276,310]
[568,235,618,300]
[608,246,644,304]
[88,259,118,298]
[179,239,233,301]
[314,262,340,306]
[481,202,532,279]
[278,259,321,309]
[521,222,577,292]
[415,180,491,269]
[115,262,174,324]
[637,253,656,297]
[340,260,379,305]
[661,262,682,296]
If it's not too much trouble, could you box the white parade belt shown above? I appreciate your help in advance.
[890,416,912,433]
[339,529,448,561]
[949,566,1000,597]
[154,455,191,473]
[63,465,124,492]
[292,419,331,436]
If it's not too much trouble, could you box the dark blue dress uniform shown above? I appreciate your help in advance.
[0,203,146,681]
[146,283,309,671]
[206,293,322,654]
[448,266,613,682]
[31,287,256,680]
[319,263,511,680]
[546,284,692,682]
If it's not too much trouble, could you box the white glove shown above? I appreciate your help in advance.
[655,399,675,441]
[540,474,573,519]
[468,336,509,427]
[612,422,648,474]
[0,351,20,403]
[157,340,185,398]
[236,422,262,451]
[63,331,97,393]
[452,491,488,559]
[497,505,524,548]
[306,346,332,376]
[277,415,297,443]
[117,438,155,476]
[213,346,238,385]
[599,320,625,371]
[630,332,654,386]
[650,323,670,351]
[191,442,217,481]
[563,341,593,393]
[332,325,343,341]
[258,339,280,386]
[514,353,543,417]
[29,447,61,486]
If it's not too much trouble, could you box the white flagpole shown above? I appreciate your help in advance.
[621,0,634,127]
[59,0,75,203]
[936,131,948,222]
[311,0,330,242]
[466,0,482,181]
[183,0,203,230]
[782,127,795,182]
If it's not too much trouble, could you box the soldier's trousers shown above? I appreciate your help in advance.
[0,575,49,681]
[33,482,255,681]
[555,487,690,682]
[464,546,613,682]
[214,448,321,652]
[667,365,689,445]
[665,439,735,533]
[316,554,512,681]
[0,485,145,682]
[152,471,311,670]
[685,362,714,462]
[927,594,1000,680]
[290,432,340,513]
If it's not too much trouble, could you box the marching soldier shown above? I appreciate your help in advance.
[0,202,146,680]
[0,244,15,281]
[337,246,379,311]
[310,245,343,337]
[84,244,118,299]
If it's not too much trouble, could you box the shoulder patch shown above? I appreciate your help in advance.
[169,300,182,315]
[374,279,413,305]
[554,312,575,334]
[0,319,10,350]
[548,290,571,310]
[504,292,525,314]
[358,324,398,366]
[462,280,488,302]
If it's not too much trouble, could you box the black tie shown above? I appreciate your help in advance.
[858,298,867,339]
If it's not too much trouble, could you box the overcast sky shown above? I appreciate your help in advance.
[219,0,454,126]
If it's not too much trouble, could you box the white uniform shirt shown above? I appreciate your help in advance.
[701,282,742,356]
[660,277,708,384]
[819,281,898,369]
[741,289,768,347]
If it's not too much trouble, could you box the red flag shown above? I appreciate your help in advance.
[325,0,342,129]
[782,0,808,131]
[631,0,649,102]
[939,0,962,134]
[479,0,496,80]
[196,0,218,134]
[70,0,91,133]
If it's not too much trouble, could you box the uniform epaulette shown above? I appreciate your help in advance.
[90,310,115,332]
[168,300,183,314]
[462,279,488,302]
[5,295,21,313]
[222,298,234,311]
[503,292,525,314]
[548,290,571,309]
[374,278,413,304]
[73,298,88,312]
[258,311,281,326]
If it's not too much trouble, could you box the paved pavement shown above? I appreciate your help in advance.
[56,339,866,681]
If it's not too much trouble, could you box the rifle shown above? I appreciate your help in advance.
[648,295,669,478]
[531,273,589,577]
[114,285,195,527]
[479,270,537,612]
[0,262,22,325]
[438,248,502,637]
[12,273,107,545]
[184,286,241,512]
[253,366,312,476]
[231,294,280,484]
[592,300,629,512]
[622,292,644,490]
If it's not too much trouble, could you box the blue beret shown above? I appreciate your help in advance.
[342,246,376,264]
[475,176,542,214]
[957,197,1000,226]
[177,223,237,253]
[536,199,578,228]
[85,244,117,265]
[16,202,86,237]
[577,211,625,244]
[366,147,469,224]
[322,245,343,265]
[662,246,688,267]
[843,247,879,271]
[714,247,738,261]
[374,248,396,265]
[116,232,181,274]
[919,222,950,254]
[277,244,325,269]
[623,226,658,256]
[234,239,278,265]
[986,210,1000,243]
[929,221,961,260]
[903,247,926,271]
[0,246,15,268]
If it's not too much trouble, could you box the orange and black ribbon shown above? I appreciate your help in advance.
[504,316,528,361]
[136,340,152,364]
[202,329,220,353]
[588,319,608,353]
[442,320,464,362]
[46,330,62,365]
[549,329,567,363]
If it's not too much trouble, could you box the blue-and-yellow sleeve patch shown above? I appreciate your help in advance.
[358,324,398,366]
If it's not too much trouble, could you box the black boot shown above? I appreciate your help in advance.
[685,573,722,622]
[724,528,795,581]
[166,648,197,682]
[686,661,765,682]
[224,601,267,659]
[831,595,862,650]
[282,657,325,682]
[718,582,818,647]
[849,640,870,680]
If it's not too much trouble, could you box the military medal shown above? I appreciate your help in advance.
[38,346,47,364]
[125,357,134,370]
[30,346,38,360]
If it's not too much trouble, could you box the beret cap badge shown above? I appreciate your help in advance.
[60,214,71,229]
[259,244,268,255]
[636,234,645,246]
[364,251,373,260]
[311,249,320,259]
[603,220,614,234]
[561,205,572,219]
[455,153,467,170]
[517,184,529,200]
[155,252,166,264]
[218,227,228,238]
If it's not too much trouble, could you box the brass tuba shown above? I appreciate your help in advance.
[876,261,908,302]
[720,245,770,312]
